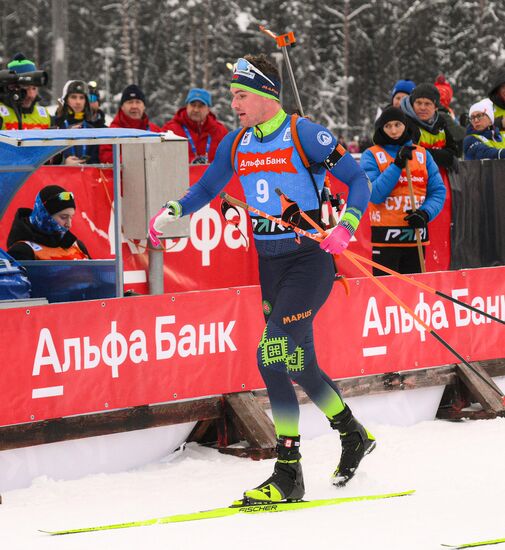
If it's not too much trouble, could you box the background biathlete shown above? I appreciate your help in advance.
[150,54,375,503]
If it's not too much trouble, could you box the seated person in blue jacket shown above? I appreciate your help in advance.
[463,98,505,160]
[7,185,90,260]
[361,106,446,275]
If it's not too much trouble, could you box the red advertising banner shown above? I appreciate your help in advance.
[0,166,451,293]
[2,266,504,428]
[0,166,258,293]
[423,168,452,272]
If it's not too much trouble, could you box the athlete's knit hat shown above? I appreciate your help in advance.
[410,83,440,107]
[39,185,76,215]
[231,57,281,101]
[7,53,37,74]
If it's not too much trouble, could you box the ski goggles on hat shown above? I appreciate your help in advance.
[230,58,281,101]
[233,58,276,86]
[53,191,74,201]
[42,191,75,207]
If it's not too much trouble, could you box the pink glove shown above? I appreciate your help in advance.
[320,224,352,255]
[148,201,181,247]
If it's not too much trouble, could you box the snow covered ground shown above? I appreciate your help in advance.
[1,405,504,550]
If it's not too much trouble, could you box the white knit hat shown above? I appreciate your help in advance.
[469,98,494,124]
[59,80,87,104]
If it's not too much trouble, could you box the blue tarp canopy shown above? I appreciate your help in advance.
[0,127,179,298]
[0,128,163,216]
[0,127,163,146]
[0,128,187,298]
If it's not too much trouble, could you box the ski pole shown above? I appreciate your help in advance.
[220,192,349,296]
[220,192,321,242]
[272,189,505,402]
[259,25,304,116]
[223,188,505,401]
[272,189,504,326]
[222,189,503,331]
[406,162,426,273]
[341,249,504,401]
[344,249,505,326]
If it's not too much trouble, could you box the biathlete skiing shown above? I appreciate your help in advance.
[149,54,375,503]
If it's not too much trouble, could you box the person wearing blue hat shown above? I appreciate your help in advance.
[391,79,416,108]
[161,87,228,164]
[0,52,51,130]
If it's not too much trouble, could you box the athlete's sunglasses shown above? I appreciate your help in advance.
[233,58,276,87]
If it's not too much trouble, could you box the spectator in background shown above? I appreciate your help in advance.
[162,88,228,164]
[400,83,460,172]
[347,136,360,154]
[434,75,455,119]
[390,79,416,109]
[87,80,106,127]
[7,185,90,260]
[99,84,160,164]
[53,80,106,164]
[434,74,466,148]
[358,134,373,153]
[361,106,446,275]
[487,68,505,131]
[374,79,415,128]
[0,53,51,130]
[463,98,505,160]
[337,134,348,149]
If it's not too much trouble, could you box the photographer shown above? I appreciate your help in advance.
[0,53,50,130]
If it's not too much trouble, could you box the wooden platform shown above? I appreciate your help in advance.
[1,359,503,457]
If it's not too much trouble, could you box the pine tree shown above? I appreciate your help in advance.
[1,0,505,135]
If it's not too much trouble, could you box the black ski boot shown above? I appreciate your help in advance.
[243,436,305,503]
[329,405,376,487]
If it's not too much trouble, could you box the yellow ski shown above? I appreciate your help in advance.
[41,489,415,536]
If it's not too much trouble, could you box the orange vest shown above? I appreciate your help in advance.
[20,241,89,260]
[368,145,429,247]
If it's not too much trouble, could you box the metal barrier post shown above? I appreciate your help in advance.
[112,144,124,297]
[148,246,164,295]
